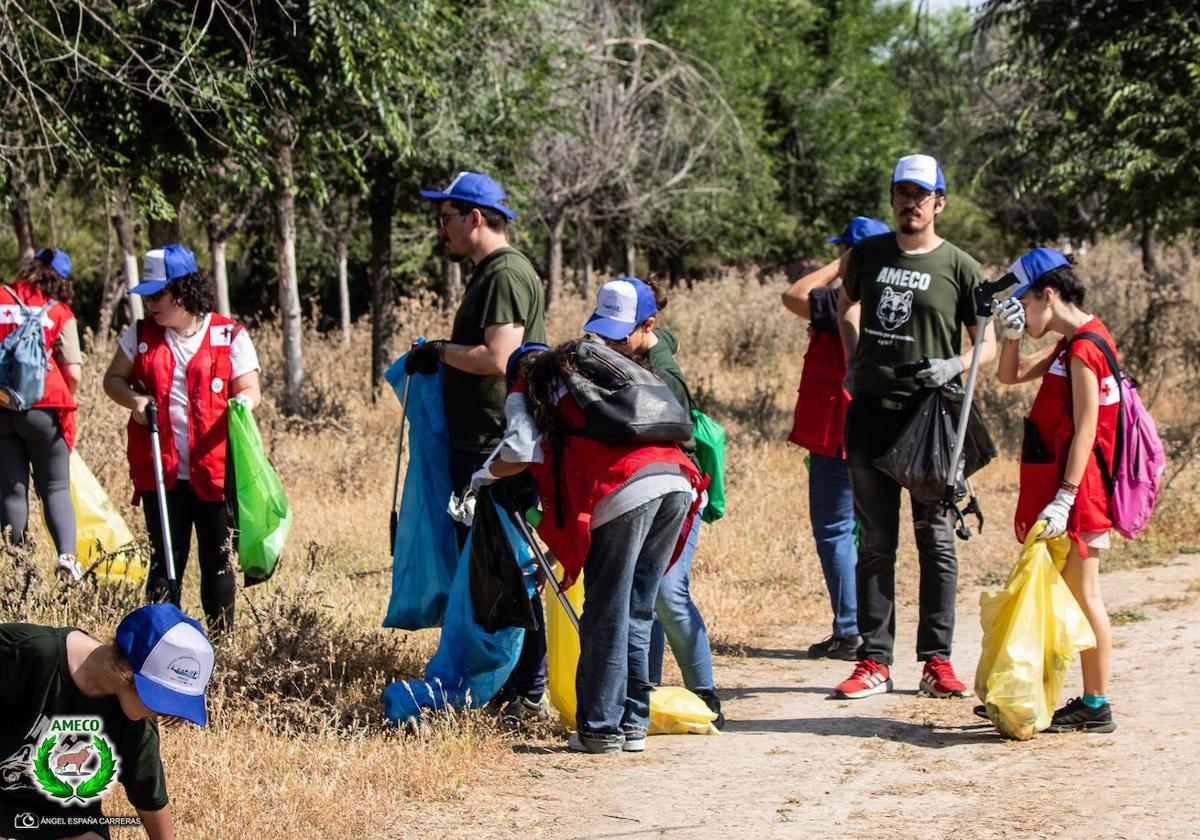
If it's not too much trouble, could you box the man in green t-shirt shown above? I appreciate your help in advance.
[411,171,549,721]
[0,604,213,839]
[832,154,996,702]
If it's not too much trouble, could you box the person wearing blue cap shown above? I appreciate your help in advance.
[103,244,261,633]
[0,603,214,838]
[995,248,1119,733]
[411,172,549,721]
[781,217,890,661]
[1,248,84,582]
[833,154,996,701]
[581,275,725,728]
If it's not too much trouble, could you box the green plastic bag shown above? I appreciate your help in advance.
[691,408,726,523]
[228,402,292,581]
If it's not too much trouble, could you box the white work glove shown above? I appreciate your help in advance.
[469,464,499,494]
[995,296,1026,341]
[915,356,965,388]
[232,393,254,409]
[1037,489,1076,539]
[447,492,477,527]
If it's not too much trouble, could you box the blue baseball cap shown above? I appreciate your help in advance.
[35,248,72,279]
[506,342,550,388]
[892,154,946,193]
[584,277,657,341]
[419,171,516,221]
[116,604,214,726]
[1007,247,1071,298]
[129,244,199,296]
[827,216,891,246]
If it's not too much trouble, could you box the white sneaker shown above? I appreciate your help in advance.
[55,554,83,584]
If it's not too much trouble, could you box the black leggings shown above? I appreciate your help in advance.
[142,480,236,633]
[0,408,75,555]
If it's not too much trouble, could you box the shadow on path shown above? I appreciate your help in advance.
[723,715,1001,747]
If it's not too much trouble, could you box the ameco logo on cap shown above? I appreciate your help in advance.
[167,656,202,684]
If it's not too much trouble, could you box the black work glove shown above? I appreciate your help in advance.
[404,340,447,375]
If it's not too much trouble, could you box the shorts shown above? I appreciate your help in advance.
[1081,530,1111,550]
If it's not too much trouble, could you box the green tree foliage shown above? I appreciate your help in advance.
[978,0,1200,259]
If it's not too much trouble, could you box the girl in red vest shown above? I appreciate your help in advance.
[102,245,261,633]
[780,217,889,660]
[996,247,1118,734]
[472,342,704,754]
[0,248,83,581]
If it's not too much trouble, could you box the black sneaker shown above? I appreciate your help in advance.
[807,634,862,661]
[1046,697,1117,733]
[694,689,726,730]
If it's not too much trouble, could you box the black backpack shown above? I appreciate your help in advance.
[558,339,693,444]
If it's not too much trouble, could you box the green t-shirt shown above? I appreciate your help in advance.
[645,327,698,464]
[0,625,168,840]
[843,234,984,402]
[444,247,546,453]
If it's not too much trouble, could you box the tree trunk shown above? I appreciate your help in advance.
[368,158,397,394]
[1140,221,1159,278]
[210,232,232,317]
[5,167,34,260]
[624,238,636,276]
[272,143,304,415]
[576,218,592,301]
[440,256,463,312]
[336,238,351,345]
[111,185,143,323]
[544,207,565,312]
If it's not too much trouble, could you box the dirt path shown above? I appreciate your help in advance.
[457,553,1200,839]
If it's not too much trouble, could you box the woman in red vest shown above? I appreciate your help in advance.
[781,217,889,660]
[0,248,83,581]
[102,244,260,633]
[472,342,704,754]
[996,247,1118,734]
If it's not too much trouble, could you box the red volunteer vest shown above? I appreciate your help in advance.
[127,314,242,502]
[1,283,78,448]
[1014,318,1120,555]
[787,330,848,457]
[525,389,705,588]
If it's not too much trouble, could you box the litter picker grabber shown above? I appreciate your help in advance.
[388,373,412,552]
[503,506,580,634]
[944,273,1017,539]
[144,400,178,595]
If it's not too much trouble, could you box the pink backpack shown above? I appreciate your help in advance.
[1069,333,1166,538]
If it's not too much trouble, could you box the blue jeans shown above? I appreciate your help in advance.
[648,515,715,692]
[809,453,859,638]
[577,491,690,740]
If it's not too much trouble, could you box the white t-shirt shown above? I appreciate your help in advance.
[119,315,259,479]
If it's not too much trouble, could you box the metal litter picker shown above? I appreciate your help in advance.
[144,401,178,596]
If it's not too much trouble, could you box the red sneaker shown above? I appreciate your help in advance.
[919,657,971,698]
[833,661,893,699]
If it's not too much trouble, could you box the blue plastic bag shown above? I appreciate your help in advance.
[381,352,459,630]
[382,502,534,722]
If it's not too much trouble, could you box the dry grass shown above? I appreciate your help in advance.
[5,240,1199,836]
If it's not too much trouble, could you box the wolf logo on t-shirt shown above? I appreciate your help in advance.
[876,286,913,331]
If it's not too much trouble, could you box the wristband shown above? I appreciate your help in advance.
[1059,479,1079,493]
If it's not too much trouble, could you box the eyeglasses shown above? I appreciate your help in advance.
[438,212,466,228]
[144,288,170,303]
[891,186,937,207]
[601,334,630,346]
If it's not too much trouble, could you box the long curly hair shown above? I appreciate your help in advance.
[14,257,73,303]
[167,269,217,316]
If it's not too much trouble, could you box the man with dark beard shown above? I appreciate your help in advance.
[409,171,548,721]
[832,154,996,701]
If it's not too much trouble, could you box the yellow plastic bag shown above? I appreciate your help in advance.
[546,570,718,736]
[974,521,1096,740]
[68,450,146,583]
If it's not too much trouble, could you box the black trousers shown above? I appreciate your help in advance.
[142,480,237,634]
[845,399,958,666]
[450,447,548,702]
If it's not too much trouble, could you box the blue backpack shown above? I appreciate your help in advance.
[0,287,54,411]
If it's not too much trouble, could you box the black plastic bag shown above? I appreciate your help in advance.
[873,386,996,505]
[469,477,540,633]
